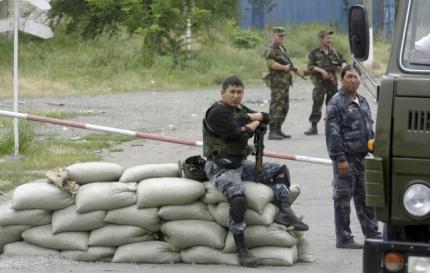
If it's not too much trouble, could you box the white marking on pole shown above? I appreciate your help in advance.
[13,0,20,156]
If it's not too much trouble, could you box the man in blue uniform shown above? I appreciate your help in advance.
[325,66,381,249]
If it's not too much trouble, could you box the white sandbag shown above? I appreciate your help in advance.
[0,225,31,254]
[223,223,298,252]
[158,201,213,221]
[12,181,74,210]
[0,200,51,226]
[75,182,137,213]
[251,246,298,266]
[137,178,205,208]
[119,163,180,182]
[52,205,106,234]
[112,241,181,263]
[104,206,160,232]
[61,247,116,262]
[208,202,279,227]
[181,246,239,265]
[161,220,226,250]
[89,224,153,247]
[202,181,274,213]
[3,241,60,257]
[66,162,124,184]
[22,225,89,251]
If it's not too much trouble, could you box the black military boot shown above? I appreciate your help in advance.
[304,123,318,136]
[268,124,284,140]
[233,233,259,267]
[278,125,291,139]
[275,201,309,231]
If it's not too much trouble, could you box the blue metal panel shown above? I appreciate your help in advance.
[239,0,382,31]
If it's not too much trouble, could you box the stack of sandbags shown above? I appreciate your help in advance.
[0,161,302,266]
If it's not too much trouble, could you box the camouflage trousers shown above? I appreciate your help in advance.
[332,155,380,244]
[205,159,290,235]
[269,84,290,127]
[308,80,337,124]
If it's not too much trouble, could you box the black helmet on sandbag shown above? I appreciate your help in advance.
[180,155,207,182]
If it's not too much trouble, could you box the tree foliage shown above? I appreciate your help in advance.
[50,0,240,65]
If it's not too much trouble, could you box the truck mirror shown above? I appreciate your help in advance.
[348,5,369,61]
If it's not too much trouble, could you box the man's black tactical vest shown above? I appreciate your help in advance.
[203,101,249,159]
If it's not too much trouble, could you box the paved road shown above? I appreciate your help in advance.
[0,78,379,273]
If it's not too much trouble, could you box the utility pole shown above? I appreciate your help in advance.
[363,0,374,67]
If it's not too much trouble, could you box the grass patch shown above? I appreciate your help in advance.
[0,24,391,98]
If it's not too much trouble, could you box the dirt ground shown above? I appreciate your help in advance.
[0,78,379,273]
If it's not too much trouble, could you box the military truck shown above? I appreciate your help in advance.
[348,1,430,273]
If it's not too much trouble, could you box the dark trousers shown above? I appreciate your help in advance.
[309,80,337,124]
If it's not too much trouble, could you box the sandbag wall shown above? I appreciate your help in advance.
[0,162,299,266]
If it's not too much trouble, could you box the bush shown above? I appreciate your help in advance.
[0,120,34,156]
[231,29,263,49]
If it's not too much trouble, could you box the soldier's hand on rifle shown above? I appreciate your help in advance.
[322,69,331,80]
[284,64,291,72]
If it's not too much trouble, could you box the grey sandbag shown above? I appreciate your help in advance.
[12,181,74,210]
[181,246,239,265]
[161,220,226,250]
[61,247,116,262]
[89,224,153,247]
[52,205,106,234]
[66,162,124,184]
[3,241,60,257]
[0,225,31,254]
[223,223,298,252]
[22,225,89,251]
[112,241,181,263]
[75,182,137,213]
[104,206,160,232]
[0,200,51,226]
[137,178,205,208]
[158,201,213,221]
[251,246,298,266]
[202,181,274,213]
[119,163,180,182]
[208,202,279,227]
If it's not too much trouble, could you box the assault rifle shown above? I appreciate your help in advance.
[304,66,341,87]
[271,55,306,80]
[254,124,267,181]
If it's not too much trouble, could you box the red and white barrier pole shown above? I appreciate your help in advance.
[0,109,332,165]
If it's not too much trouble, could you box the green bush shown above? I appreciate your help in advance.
[0,120,34,156]
[231,29,263,49]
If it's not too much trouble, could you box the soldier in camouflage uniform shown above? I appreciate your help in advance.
[203,76,309,267]
[325,66,381,249]
[304,30,347,136]
[265,27,296,140]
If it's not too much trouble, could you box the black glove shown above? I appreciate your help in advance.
[261,112,270,124]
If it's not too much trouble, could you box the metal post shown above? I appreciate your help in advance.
[363,0,374,67]
[13,0,19,156]
[384,0,395,40]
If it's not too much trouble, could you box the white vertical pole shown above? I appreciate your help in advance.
[186,17,191,58]
[363,0,374,67]
[13,0,20,156]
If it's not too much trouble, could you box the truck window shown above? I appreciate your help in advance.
[401,0,430,70]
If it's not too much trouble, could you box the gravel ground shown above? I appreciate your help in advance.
[0,78,379,273]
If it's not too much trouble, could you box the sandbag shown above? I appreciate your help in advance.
[61,247,116,262]
[112,241,181,264]
[223,223,298,252]
[75,182,137,213]
[89,224,153,247]
[137,178,205,208]
[104,206,161,232]
[22,225,89,251]
[52,205,106,234]
[161,220,226,250]
[3,241,60,257]
[119,164,180,182]
[12,181,74,210]
[66,162,124,184]
[181,246,239,265]
[202,181,274,213]
[158,201,213,221]
[0,225,31,254]
[208,202,279,227]
[251,246,298,266]
[0,200,51,226]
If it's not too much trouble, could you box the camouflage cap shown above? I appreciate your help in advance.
[272,27,286,34]
[318,30,334,38]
